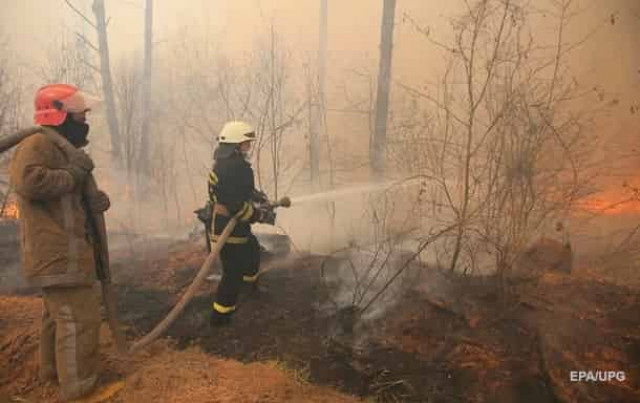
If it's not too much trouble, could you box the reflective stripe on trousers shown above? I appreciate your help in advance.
[242,272,260,283]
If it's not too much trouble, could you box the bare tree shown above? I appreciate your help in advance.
[371,0,397,177]
[309,0,328,185]
[148,136,180,232]
[0,40,22,137]
[38,31,97,89]
[0,37,24,207]
[252,25,307,199]
[161,24,306,214]
[112,61,143,178]
[91,0,123,163]
[391,0,605,280]
[139,0,153,176]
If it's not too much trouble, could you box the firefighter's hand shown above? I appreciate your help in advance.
[255,204,276,225]
[87,190,110,213]
[252,189,269,203]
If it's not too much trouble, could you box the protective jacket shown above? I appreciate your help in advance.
[207,145,262,319]
[208,147,259,243]
[9,127,108,288]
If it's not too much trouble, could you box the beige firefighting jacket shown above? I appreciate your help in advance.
[9,127,108,288]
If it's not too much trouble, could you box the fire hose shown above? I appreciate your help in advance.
[0,126,42,153]
[128,216,238,353]
[128,196,291,354]
[1,127,293,354]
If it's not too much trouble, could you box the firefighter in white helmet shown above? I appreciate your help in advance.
[207,121,272,325]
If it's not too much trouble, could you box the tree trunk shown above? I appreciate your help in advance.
[74,1,95,91]
[92,0,121,163]
[310,0,327,184]
[140,0,153,176]
[371,0,396,178]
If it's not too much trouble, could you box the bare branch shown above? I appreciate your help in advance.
[64,0,97,29]
[394,80,469,128]
[79,57,101,73]
[75,32,99,53]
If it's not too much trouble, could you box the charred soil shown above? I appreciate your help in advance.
[113,238,640,402]
[2,236,640,402]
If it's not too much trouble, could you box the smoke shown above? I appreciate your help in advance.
[1,0,638,284]
[0,222,27,294]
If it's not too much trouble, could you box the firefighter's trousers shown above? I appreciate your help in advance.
[40,283,101,401]
[212,233,260,316]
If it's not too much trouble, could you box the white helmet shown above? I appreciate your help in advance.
[218,121,256,144]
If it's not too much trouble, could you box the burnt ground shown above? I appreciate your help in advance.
[106,237,640,403]
[2,231,640,402]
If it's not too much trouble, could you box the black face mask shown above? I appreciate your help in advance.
[214,143,240,160]
[52,115,90,148]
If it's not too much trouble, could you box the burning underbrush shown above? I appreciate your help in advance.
[0,199,19,220]
[576,182,640,216]
[2,232,640,402]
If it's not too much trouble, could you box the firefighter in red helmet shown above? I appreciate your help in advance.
[10,84,110,400]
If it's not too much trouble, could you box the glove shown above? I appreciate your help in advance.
[252,189,269,204]
[87,190,110,213]
[254,203,276,225]
[194,201,213,224]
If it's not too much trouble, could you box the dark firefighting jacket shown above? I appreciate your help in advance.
[208,147,259,243]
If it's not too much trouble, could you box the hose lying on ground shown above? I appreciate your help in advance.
[128,217,237,354]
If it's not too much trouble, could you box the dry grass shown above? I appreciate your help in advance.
[0,295,361,403]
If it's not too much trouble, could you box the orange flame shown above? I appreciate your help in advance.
[1,201,19,220]
[576,191,640,216]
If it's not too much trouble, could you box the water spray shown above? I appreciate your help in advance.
[288,178,421,206]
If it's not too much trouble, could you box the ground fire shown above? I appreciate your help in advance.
[0,200,19,221]
[578,193,640,215]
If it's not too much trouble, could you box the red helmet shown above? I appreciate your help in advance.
[34,84,92,126]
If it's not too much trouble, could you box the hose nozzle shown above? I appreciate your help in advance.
[274,196,291,208]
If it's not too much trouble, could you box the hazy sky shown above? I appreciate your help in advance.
[3,0,638,92]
